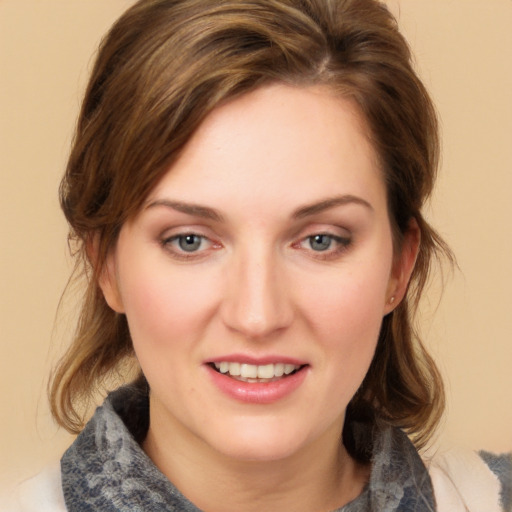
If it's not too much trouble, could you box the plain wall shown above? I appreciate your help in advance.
[1,0,511,486]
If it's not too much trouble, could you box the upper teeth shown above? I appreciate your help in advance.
[213,362,300,379]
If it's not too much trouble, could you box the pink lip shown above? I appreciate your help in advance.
[204,363,309,404]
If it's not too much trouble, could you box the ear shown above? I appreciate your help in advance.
[384,218,421,315]
[87,234,125,314]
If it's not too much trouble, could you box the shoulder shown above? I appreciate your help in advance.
[427,448,512,512]
[0,462,67,512]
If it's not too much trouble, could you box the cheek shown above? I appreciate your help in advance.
[301,256,392,387]
[306,261,390,338]
[317,286,384,375]
[117,259,220,350]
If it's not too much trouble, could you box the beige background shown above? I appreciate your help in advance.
[1,0,511,487]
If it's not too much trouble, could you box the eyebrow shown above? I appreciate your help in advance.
[292,195,373,219]
[145,199,225,222]
[146,194,372,222]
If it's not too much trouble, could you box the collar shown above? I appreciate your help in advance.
[61,385,435,511]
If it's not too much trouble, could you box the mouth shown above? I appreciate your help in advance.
[208,362,306,383]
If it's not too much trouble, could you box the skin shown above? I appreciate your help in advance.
[100,84,419,511]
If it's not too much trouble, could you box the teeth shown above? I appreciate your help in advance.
[228,362,240,376]
[213,362,301,380]
[257,364,274,379]
[240,363,258,379]
[284,364,296,375]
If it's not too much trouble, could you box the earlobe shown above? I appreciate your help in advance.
[87,234,125,314]
[384,218,421,314]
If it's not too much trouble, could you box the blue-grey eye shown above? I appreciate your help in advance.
[178,234,203,252]
[309,234,333,251]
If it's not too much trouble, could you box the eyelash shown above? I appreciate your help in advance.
[160,232,352,261]
[295,233,352,260]
[161,233,217,261]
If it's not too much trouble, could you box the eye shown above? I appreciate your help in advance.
[162,233,213,257]
[175,234,204,252]
[305,233,350,252]
[295,232,352,260]
[308,234,335,252]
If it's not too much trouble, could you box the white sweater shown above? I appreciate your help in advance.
[1,463,66,512]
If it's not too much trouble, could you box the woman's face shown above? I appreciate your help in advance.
[101,84,415,463]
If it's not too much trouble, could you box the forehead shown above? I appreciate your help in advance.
[147,83,385,215]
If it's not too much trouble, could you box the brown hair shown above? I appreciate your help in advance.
[51,0,451,454]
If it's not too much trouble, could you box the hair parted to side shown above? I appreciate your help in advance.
[51,0,452,456]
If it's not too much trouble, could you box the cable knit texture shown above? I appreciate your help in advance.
[480,450,512,511]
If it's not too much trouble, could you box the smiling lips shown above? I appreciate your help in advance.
[212,362,302,382]
[206,356,309,403]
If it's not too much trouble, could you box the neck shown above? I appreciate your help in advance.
[143,405,369,512]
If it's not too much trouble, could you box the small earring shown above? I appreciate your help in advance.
[389,296,395,304]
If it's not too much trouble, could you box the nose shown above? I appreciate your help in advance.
[221,246,294,340]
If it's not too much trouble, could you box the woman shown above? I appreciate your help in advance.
[8,0,511,510]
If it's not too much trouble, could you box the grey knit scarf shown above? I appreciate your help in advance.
[61,385,436,511]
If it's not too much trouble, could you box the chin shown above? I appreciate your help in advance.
[213,437,304,463]
[203,417,322,463]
